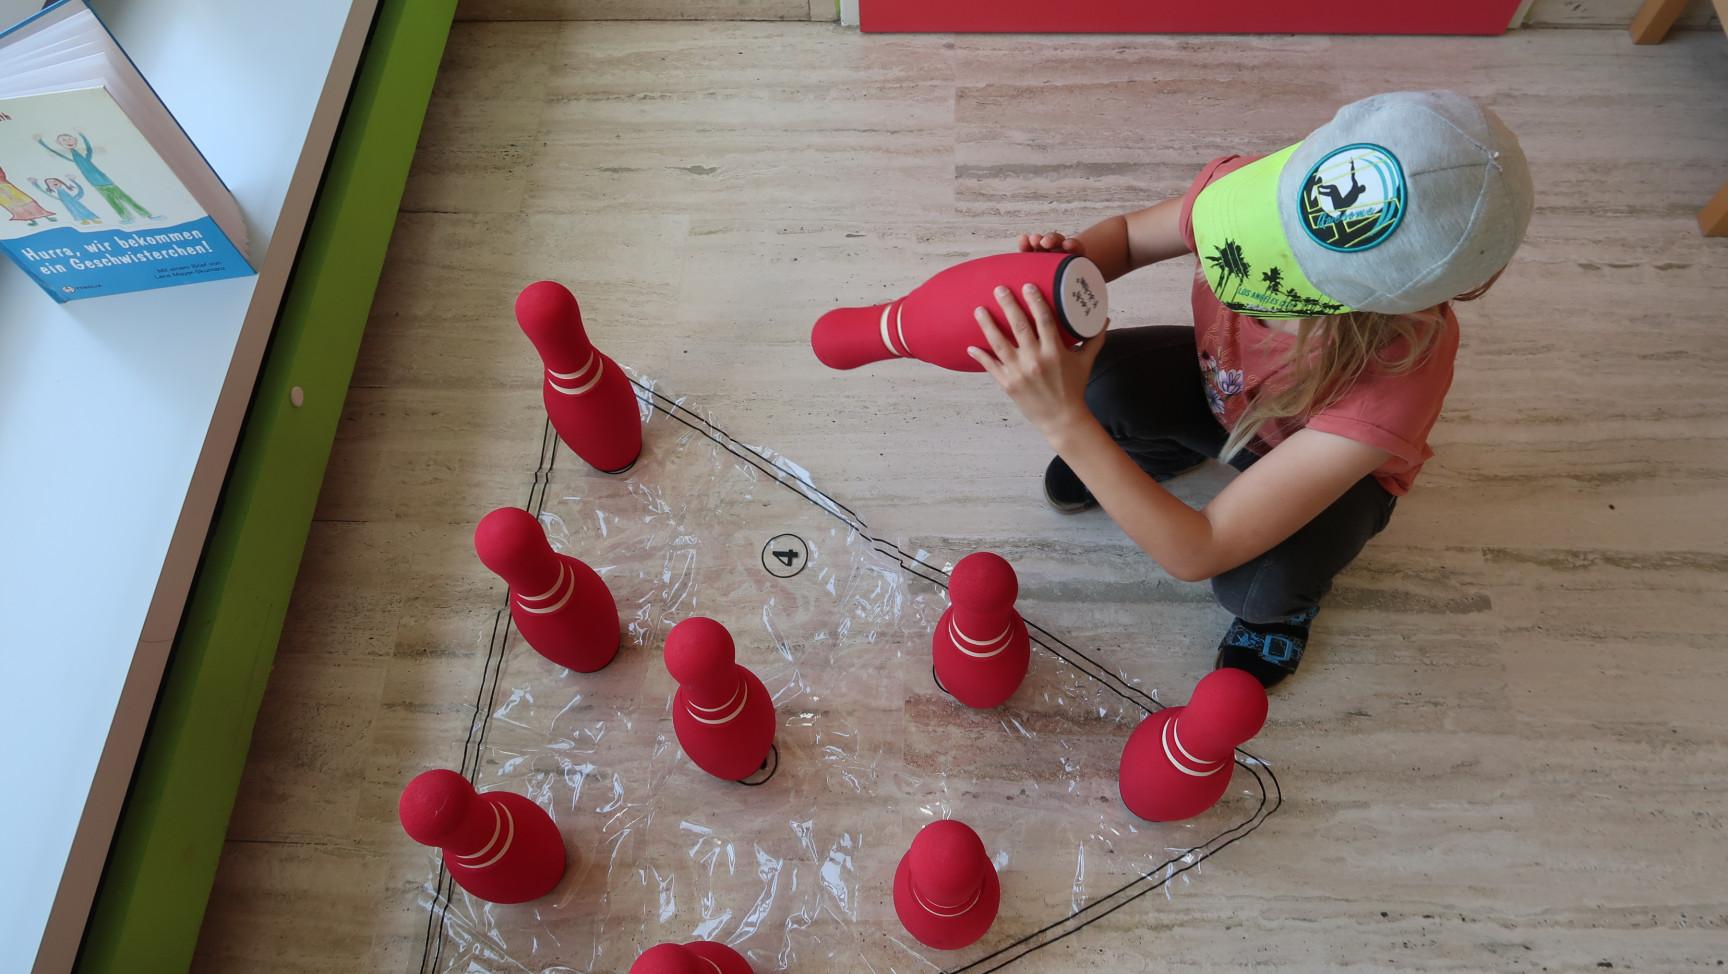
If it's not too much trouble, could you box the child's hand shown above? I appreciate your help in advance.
[967,283,1108,441]
[1016,232,1086,256]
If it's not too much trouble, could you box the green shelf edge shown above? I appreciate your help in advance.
[74,0,456,969]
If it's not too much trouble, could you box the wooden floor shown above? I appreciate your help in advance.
[190,19,1728,973]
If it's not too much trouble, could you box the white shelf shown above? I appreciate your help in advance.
[0,0,377,970]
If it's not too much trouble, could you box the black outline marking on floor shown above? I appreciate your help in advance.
[417,378,1282,973]
[761,532,811,579]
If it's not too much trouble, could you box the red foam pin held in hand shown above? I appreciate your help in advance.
[629,942,754,974]
[665,617,777,782]
[1118,668,1269,822]
[811,251,1108,373]
[893,819,1000,951]
[933,552,1030,709]
[516,280,644,474]
[475,506,621,672]
[398,769,567,904]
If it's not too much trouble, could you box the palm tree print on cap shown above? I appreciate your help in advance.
[1260,267,1283,296]
[1206,240,1251,303]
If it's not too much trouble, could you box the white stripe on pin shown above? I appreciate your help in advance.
[911,880,983,918]
[457,802,517,870]
[1162,718,1226,778]
[516,564,574,615]
[950,617,1011,659]
[455,804,503,862]
[688,680,749,725]
[520,563,566,604]
[547,351,604,396]
[878,304,899,358]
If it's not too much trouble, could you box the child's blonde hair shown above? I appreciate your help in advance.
[1219,279,1495,462]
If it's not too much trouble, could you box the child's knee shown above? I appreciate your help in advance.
[1211,567,1309,625]
[1082,358,1129,415]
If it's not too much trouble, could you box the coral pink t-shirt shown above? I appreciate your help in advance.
[1178,155,1459,496]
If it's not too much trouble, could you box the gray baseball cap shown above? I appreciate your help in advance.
[1190,90,1534,317]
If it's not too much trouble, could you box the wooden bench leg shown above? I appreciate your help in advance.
[1700,180,1728,237]
[1629,0,1689,42]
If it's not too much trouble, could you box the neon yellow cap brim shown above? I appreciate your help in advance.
[1191,145,1356,319]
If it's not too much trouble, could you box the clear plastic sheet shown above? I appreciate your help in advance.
[415,371,1281,974]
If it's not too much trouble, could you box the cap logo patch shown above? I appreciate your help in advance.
[1298,143,1406,253]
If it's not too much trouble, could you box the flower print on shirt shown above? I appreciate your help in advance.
[1198,345,1245,419]
[1204,383,1226,417]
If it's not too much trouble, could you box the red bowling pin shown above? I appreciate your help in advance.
[893,820,1000,951]
[475,506,621,672]
[516,280,644,474]
[1118,668,1269,822]
[398,769,567,904]
[933,552,1030,709]
[629,941,755,974]
[811,251,1108,373]
[665,617,777,782]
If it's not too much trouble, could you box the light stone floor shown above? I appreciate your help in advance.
[190,20,1728,973]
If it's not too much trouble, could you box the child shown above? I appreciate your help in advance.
[30,175,101,225]
[965,91,1532,688]
[35,132,154,224]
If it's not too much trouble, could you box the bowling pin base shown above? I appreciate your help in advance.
[518,632,623,674]
[932,663,949,696]
[592,445,644,476]
[487,523,625,674]
[442,792,569,904]
[1117,709,1235,823]
[737,743,779,787]
[584,635,625,673]
[892,853,1001,951]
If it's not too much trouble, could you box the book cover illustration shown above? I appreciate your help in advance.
[0,86,252,301]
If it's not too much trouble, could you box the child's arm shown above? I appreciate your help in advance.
[969,286,1387,582]
[1053,421,1385,581]
[35,137,72,161]
[1018,198,1190,282]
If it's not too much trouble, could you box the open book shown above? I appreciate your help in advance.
[0,0,252,301]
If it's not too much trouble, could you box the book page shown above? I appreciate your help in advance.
[0,51,110,97]
[0,84,251,300]
[0,19,99,80]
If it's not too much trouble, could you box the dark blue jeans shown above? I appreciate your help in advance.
[1083,325,1396,623]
